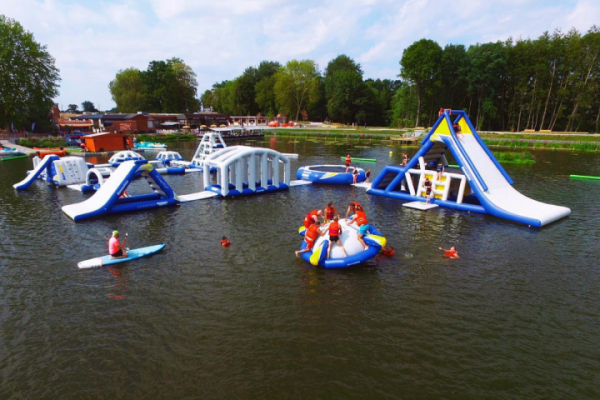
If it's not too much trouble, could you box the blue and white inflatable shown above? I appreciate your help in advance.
[296,165,366,185]
[298,219,386,268]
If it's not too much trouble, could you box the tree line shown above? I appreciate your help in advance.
[395,27,600,132]
[201,56,399,126]
[1,12,598,133]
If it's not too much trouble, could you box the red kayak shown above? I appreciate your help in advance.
[37,150,66,158]
[34,147,64,150]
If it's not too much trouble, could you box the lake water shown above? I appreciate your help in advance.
[1,137,599,399]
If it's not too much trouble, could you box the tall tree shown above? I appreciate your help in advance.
[81,101,98,112]
[400,39,442,127]
[274,60,320,121]
[324,55,367,123]
[109,68,147,113]
[0,15,60,130]
[66,104,79,113]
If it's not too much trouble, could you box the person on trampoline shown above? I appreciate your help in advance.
[324,202,340,223]
[108,231,128,259]
[349,209,370,251]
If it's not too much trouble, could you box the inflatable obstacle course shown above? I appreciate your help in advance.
[368,110,571,227]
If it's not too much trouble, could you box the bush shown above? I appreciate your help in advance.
[18,136,66,148]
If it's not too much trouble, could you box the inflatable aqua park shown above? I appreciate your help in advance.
[296,165,366,185]
[368,109,571,227]
[298,219,386,268]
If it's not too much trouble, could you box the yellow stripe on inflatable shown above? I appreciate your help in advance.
[298,225,306,235]
[140,163,154,171]
[457,118,472,134]
[366,234,387,248]
[309,243,325,266]
[321,173,338,179]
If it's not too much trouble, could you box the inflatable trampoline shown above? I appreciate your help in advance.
[298,219,386,268]
[296,165,366,185]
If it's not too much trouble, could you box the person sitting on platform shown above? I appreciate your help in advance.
[295,221,326,258]
[108,231,128,259]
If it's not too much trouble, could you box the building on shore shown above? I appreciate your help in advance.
[230,116,269,127]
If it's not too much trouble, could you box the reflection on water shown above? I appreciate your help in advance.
[0,139,599,399]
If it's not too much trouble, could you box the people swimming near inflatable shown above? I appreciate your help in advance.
[304,209,323,229]
[324,202,340,222]
[439,246,459,259]
[381,247,395,257]
[221,236,231,247]
[109,231,128,259]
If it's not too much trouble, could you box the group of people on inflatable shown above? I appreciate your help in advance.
[295,201,371,260]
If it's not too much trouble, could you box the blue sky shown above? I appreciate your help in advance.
[2,0,599,111]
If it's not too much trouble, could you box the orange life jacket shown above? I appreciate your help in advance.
[354,210,368,226]
[329,221,340,236]
[351,201,364,212]
[325,206,336,220]
[445,250,457,258]
[221,240,230,247]
[305,224,320,244]
[304,210,319,227]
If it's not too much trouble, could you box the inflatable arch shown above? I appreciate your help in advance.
[202,146,291,197]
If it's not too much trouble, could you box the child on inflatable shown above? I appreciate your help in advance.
[304,209,323,229]
[295,221,326,258]
[324,202,340,223]
[327,216,347,259]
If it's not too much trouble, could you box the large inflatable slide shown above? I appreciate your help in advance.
[368,110,571,227]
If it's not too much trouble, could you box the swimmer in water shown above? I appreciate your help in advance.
[221,236,231,247]
[439,246,459,259]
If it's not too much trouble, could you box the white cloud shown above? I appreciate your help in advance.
[2,0,599,110]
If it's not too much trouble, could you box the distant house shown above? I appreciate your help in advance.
[230,115,268,127]
[83,132,129,152]
[72,113,156,133]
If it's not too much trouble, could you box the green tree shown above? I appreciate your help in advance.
[109,68,147,113]
[324,55,367,123]
[274,60,320,121]
[81,100,98,112]
[400,39,442,127]
[0,15,60,129]
[67,104,79,113]
[171,59,199,112]
[233,67,259,115]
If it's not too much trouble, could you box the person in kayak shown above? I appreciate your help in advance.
[439,246,459,259]
[109,231,128,259]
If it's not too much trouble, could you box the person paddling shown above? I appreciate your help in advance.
[439,246,459,259]
[109,231,128,259]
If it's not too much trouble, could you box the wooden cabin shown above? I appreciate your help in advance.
[83,132,129,152]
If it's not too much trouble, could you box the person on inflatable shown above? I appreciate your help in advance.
[424,177,433,204]
[108,230,128,259]
[345,154,352,172]
[352,168,359,184]
[304,209,323,229]
[324,202,340,223]
[439,246,459,259]
[295,221,326,258]
[221,236,231,247]
[345,201,364,220]
[327,216,347,259]
[349,210,370,250]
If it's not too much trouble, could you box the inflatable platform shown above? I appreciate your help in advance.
[62,160,180,221]
[296,165,366,185]
[13,155,91,190]
[368,110,571,227]
[298,219,386,268]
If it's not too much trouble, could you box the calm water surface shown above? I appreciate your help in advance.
[0,138,599,399]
